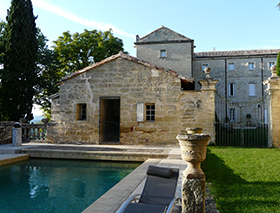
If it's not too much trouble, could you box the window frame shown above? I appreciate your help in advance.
[160,50,166,58]
[228,83,235,97]
[249,83,256,97]
[249,62,255,70]
[145,103,155,122]
[228,63,234,71]
[229,108,235,121]
[76,103,87,121]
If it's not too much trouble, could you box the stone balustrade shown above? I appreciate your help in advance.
[21,123,47,142]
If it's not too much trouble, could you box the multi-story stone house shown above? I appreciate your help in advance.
[135,26,280,127]
[48,26,278,145]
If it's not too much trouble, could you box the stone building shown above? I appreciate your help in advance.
[135,26,279,127]
[48,52,216,144]
[48,26,279,145]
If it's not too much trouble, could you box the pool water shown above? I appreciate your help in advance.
[0,159,140,213]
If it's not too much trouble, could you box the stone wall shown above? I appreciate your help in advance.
[47,56,216,145]
[193,56,276,125]
[136,42,193,77]
[263,67,280,148]
[0,121,15,144]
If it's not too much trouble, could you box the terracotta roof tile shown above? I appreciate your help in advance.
[195,49,280,58]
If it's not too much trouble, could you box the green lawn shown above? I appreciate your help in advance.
[201,147,280,213]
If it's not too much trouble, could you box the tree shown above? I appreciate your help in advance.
[53,29,127,75]
[0,21,6,64]
[276,51,280,76]
[0,0,38,122]
[34,29,62,119]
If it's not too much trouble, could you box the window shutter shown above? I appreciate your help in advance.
[137,103,144,122]
[249,84,255,96]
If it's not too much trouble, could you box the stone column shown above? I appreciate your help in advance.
[12,122,22,146]
[176,128,211,213]
[198,67,218,144]
[263,65,280,148]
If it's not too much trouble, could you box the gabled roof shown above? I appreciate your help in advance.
[195,49,280,58]
[135,26,193,45]
[59,51,193,84]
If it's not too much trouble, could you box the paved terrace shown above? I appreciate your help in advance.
[0,143,218,213]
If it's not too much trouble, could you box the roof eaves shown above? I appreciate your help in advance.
[195,49,280,58]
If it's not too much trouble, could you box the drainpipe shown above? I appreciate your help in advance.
[261,57,264,97]
[225,59,228,121]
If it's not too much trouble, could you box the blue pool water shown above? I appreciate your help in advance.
[0,159,140,213]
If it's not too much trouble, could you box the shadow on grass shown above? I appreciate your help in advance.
[201,148,280,213]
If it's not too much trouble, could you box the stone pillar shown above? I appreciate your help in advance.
[198,67,218,144]
[199,67,218,92]
[12,122,22,146]
[176,128,211,213]
[263,65,280,148]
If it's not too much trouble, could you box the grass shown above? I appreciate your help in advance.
[201,147,280,213]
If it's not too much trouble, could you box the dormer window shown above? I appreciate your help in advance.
[160,50,166,58]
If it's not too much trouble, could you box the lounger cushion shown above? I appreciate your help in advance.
[124,203,166,213]
[146,165,172,178]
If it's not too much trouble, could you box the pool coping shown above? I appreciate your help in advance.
[0,154,29,167]
[82,158,188,213]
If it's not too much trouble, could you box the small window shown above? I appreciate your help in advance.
[229,108,235,121]
[228,83,235,96]
[146,104,155,121]
[160,50,166,58]
[228,63,234,71]
[249,83,255,96]
[249,62,255,70]
[77,104,87,120]
[202,64,208,72]
[269,62,275,69]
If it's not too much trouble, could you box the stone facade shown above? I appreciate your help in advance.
[47,53,216,145]
[135,26,279,128]
[49,26,279,146]
[193,53,278,126]
[135,26,194,77]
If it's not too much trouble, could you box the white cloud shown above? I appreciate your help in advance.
[32,0,134,38]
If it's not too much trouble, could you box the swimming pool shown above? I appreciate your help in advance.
[0,159,140,213]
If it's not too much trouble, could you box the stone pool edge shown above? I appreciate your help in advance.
[0,154,29,167]
[82,158,161,213]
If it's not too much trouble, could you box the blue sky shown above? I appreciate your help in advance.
[0,0,280,115]
[1,0,280,56]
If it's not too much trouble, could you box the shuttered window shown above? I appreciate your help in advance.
[249,83,255,96]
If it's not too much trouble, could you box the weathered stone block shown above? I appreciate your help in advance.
[182,178,205,213]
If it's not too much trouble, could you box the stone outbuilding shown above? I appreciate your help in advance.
[47,52,217,145]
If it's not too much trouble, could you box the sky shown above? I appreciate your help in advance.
[1,0,280,115]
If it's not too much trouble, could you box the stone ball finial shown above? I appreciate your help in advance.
[204,66,211,78]
[270,65,278,78]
